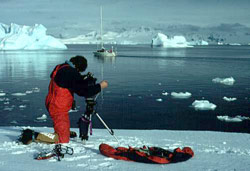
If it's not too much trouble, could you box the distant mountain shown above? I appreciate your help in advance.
[60,23,250,45]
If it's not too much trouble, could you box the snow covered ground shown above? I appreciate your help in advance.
[0,126,250,171]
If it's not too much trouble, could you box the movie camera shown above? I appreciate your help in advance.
[77,72,118,142]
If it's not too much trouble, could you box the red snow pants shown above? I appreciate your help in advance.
[45,64,73,143]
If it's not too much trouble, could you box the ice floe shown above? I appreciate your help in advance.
[156,98,163,102]
[11,93,27,96]
[212,77,235,86]
[0,93,6,96]
[217,115,250,122]
[223,96,237,102]
[192,100,217,110]
[171,92,192,99]
[19,105,27,108]
[36,114,47,120]
[162,92,168,96]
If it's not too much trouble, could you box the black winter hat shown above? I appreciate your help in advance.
[70,55,88,72]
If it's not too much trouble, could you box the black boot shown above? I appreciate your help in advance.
[18,129,38,145]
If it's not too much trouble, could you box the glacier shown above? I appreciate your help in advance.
[0,23,67,50]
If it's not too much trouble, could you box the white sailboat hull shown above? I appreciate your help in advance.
[93,51,116,57]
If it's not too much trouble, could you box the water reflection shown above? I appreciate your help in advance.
[93,55,116,64]
[0,51,67,81]
[151,46,188,58]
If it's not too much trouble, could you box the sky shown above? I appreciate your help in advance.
[1,0,250,37]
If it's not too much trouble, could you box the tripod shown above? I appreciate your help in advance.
[78,95,118,142]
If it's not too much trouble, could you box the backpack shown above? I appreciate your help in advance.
[99,143,194,164]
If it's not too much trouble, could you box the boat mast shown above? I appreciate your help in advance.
[100,6,104,49]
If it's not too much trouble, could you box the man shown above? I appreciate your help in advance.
[19,55,108,144]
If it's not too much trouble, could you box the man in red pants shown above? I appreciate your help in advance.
[45,55,108,144]
[18,55,108,145]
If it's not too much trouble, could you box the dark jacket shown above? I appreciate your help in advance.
[52,63,101,97]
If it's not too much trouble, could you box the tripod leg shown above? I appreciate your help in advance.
[96,113,119,142]
[78,115,91,141]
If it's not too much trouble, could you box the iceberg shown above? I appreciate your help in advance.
[151,33,192,48]
[0,23,67,50]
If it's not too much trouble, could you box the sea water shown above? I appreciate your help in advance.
[0,45,249,133]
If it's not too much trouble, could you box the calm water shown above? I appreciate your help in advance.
[0,45,250,133]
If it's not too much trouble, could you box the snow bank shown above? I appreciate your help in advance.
[192,100,217,110]
[171,92,192,99]
[151,33,192,48]
[217,115,250,122]
[212,77,235,86]
[0,23,67,50]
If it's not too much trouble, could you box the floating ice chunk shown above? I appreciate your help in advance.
[217,115,250,122]
[11,93,26,96]
[234,115,250,120]
[19,105,27,108]
[25,87,40,94]
[156,98,163,102]
[32,87,40,93]
[162,92,168,96]
[171,92,192,99]
[4,107,13,111]
[212,77,235,86]
[10,120,18,124]
[36,114,47,120]
[0,93,6,96]
[25,90,33,94]
[192,100,217,110]
[69,109,78,113]
[223,97,237,102]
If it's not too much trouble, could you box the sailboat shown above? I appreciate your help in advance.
[93,7,116,57]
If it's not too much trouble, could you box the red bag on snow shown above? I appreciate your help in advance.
[99,143,194,164]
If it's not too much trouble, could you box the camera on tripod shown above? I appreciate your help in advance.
[78,72,98,141]
[82,72,97,87]
[77,72,117,143]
